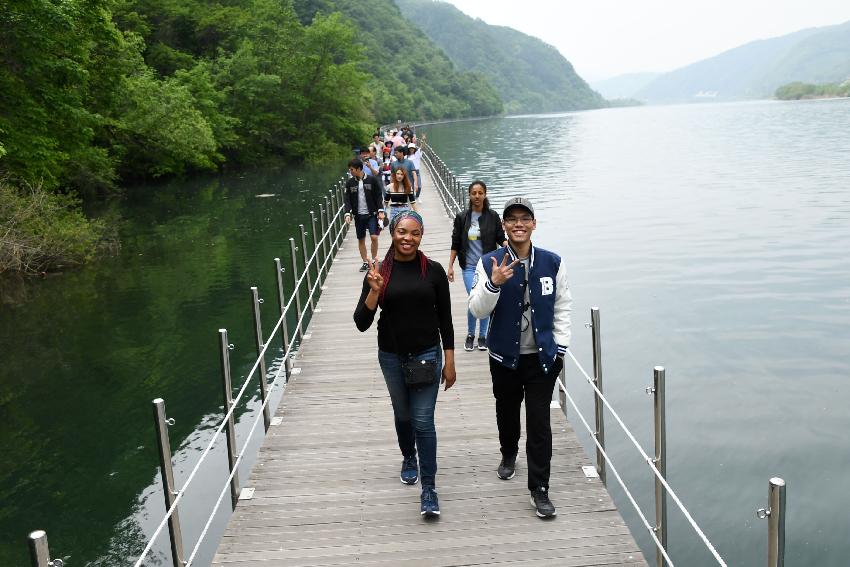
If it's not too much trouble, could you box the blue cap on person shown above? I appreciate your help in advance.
[503,197,535,218]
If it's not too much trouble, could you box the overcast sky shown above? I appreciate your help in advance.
[443,0,850,81]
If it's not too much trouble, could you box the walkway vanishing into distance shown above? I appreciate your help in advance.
[211,166,648,566]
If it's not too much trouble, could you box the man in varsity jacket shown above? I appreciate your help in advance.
[468,197,572,518]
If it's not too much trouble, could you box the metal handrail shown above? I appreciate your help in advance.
[420,142,786,567]
[559,352,725,566]
[183,218,349,566]
[128,182,349,567]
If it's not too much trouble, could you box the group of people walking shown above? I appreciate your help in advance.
[344,126,422,272]
[351,127,572,520]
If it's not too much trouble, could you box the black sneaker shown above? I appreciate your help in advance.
[497,453,517,480]
[530,487,557,518]
[464,334,474,351]
[420,486,440,516]
[359,262,369,272]
[477,336,487,351]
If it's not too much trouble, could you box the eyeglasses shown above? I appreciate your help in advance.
[504,216,533,225]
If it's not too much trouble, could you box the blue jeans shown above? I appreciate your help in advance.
[387,204,411,226]
[462,267,489,337]
[415,170,422,198]
[378,346,442,488]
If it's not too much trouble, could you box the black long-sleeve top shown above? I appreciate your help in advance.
[353,258,455,354]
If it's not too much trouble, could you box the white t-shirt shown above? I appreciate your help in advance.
[356,178,368,215]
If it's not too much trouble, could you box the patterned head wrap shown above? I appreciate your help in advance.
[389,210,424,235]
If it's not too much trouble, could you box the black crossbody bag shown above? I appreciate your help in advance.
[381,262,439,387]
[402,357,438,387]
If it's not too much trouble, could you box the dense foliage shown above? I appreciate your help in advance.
[0,0,506,196]
[0,0,377,191]
[292,0,503,122]
[395,0,606,114]
[775,81,850,100]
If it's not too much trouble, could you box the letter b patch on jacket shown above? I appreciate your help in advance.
[540,277,554,295]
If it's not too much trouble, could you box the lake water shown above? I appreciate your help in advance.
[422,99,850,566]
[3,99,849,566]
[0,164,345,566]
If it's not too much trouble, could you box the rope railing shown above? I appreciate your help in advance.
[558,379,676,566]
[182,219,349,566]
[128,182,349,567]
[561,352,727,566]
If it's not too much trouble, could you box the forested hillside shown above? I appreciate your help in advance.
[292,0,502,122]
[636,20,850,103]
[394,0,606,114]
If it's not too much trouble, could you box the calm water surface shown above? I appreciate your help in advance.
[3,99,849,566]
[1,164,344,566]
[423,99,850,566]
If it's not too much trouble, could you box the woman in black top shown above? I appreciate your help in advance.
[354,211,456,517]
[384,167,418,225]
[447,180,506,352]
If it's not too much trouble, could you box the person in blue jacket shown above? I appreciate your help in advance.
[468,197,572,519]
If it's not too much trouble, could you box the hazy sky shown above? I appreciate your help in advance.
[443,0,850,81]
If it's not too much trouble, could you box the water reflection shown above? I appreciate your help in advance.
[0,162,343,566]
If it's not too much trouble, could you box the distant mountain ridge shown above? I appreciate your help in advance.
[395,0,606,114]
[292,0,503,122]
[637,20,850,103]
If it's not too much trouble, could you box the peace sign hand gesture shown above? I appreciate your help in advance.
[490,255,521,287]
[366,261,384,294]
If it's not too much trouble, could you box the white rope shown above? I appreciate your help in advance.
[185,207,350,564]
[565,351,728,566]
[132,200,347,567]
[184,341,290,565]
[558,379,675,566]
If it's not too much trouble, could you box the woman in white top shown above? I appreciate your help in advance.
[385,168,418,225]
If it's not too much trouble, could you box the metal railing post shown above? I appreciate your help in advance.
[652,366,668,567]
[327,191,338,257]
[289,238,304,342]
[273,258,292,380]
[590,307,607,485]
[311,211,324,284]
[28,530,57,567]
[320,201,330,271]
[333,188,343,248]
[217,329,240,509]
[250,287,271,432]
[300,224,315,311]
[763,477,786,567]
[152,398,184,567]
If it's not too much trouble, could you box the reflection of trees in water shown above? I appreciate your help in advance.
[90,514,161,567]
[0,164,345,565]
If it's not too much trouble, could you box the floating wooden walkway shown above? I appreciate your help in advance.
[212,166,648,566]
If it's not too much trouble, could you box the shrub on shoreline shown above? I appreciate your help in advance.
[0,180,114,275]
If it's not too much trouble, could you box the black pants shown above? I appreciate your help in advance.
[490,354,562,491]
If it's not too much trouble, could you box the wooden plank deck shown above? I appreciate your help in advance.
[212,166,648,566]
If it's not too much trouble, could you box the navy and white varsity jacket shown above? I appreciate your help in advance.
[468,244,572,372]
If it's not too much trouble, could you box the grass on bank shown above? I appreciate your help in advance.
[0,179,115,275]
